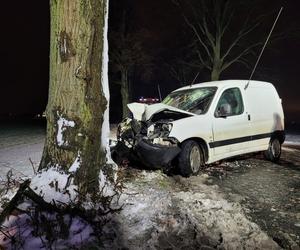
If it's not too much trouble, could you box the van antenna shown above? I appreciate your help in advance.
[245,7,283,90]
[190,72,200,87]
[157,84,162,102]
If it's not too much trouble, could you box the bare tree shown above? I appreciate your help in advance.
[173,0,274,81]
[109,9,152,118]
[163,41,204,86]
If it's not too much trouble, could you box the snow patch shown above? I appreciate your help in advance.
[100,0,116,168]
[56,112,75,146]
[101,171,279,249]
[99,170,115,197]
[30,167,78,204]
[69,152,81,173]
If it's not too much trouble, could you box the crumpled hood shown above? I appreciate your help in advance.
[127,102,195,121]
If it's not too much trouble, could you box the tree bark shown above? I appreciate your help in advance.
[210,64,221,81]
[211,36,222,81]
[120,69,129,118]
[39,0,109,197]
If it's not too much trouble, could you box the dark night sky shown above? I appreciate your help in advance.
[0,1,299,123]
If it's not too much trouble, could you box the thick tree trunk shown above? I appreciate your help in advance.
[39,0,109,197]
[120,69,129,118]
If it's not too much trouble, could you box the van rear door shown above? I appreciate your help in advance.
[245,86,283,150]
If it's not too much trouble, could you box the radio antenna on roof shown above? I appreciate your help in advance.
[190,72,200,87]
[245,7,283,90]
[157,84,162,102]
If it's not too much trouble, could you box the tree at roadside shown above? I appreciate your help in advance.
[39,0,113,196]
[0,0,119,248]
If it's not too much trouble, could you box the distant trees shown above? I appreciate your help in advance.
[109,3,152,118]
[109,25,151,118]
[172,0,278,81]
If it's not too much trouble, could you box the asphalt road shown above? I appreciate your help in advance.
[203,147,300,249]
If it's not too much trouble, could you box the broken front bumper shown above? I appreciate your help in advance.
[111,139,181,169]
[134,140,181,168]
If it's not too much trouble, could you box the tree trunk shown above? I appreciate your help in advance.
[39,0,109,197]
[211,65,221,81]
[211,37,222,81]
[120,69,129,119]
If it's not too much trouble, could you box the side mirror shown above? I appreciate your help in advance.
[215,103,232,118]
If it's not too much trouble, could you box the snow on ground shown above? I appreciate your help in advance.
[285,133,300,147]
[0,124,118,181]
[101,170,279,249]
[1,124,299,248]
[0,125,45,180]
[0,212,95,250]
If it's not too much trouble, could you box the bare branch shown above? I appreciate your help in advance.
[183,15,213,62]
[195,49,212,70]
[202,16,215,48]
[29,158,37,175]
[221,42,261,71]
[221,20,261,61]
[220,11,234,38]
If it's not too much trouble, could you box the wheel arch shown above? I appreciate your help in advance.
[180,137,209,163]
[271,130,285,144]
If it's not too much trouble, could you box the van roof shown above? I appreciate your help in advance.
[175,80,274,92]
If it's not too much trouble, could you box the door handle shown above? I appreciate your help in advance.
[248,114,251,121]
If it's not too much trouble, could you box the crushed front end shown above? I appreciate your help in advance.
[111,103,193,170]
[112,117,180,169]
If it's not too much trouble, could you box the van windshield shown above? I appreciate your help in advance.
[162,87,217,114]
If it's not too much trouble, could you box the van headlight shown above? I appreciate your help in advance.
[160,123,173,135]
[148,123,173,138]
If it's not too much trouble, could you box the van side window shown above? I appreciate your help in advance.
[215,88,244,117]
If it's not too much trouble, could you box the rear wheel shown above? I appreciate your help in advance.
[264,138,281,162]
[178,140,203,177]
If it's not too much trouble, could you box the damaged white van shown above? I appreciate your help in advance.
[113,80,285,176]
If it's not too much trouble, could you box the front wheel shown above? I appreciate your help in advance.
[178,140,203,177]
[264,138,281,162]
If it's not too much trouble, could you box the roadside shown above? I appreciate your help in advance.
[0,124,300,248]
[101,169,279,249]
[203,147,300,249]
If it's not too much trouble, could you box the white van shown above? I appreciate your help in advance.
[115,80,285,176]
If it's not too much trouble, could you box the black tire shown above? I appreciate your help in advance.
[178,140,203,177]
[264,138,281,162]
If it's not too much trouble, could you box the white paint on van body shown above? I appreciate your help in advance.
[168,80,284,164]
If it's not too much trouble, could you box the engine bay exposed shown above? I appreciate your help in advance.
[117,109,191,147]
[112,105,193,169]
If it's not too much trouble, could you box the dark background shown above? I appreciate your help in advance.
[0,1,299,124]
